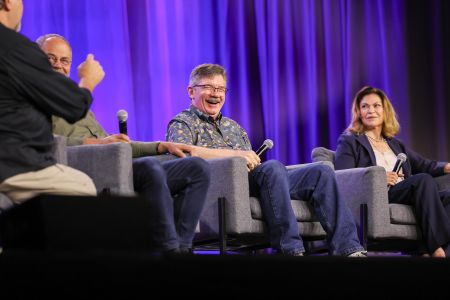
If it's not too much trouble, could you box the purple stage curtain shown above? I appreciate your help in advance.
[20,0,449,164]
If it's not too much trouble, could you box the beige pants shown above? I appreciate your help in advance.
[0,164,97,203]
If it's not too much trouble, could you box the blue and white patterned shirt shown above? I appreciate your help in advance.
[166,105,252,150]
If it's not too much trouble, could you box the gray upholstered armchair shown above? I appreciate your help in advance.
[0,138,135,213]
[311,147,450,252]
[67,143,134,196]
[195,157,331,254]
[67,147,204,235]
[67,143,186,196]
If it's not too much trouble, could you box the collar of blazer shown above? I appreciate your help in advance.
[354,133,410,176]
[355,134,377,166]
[354,134,400,163]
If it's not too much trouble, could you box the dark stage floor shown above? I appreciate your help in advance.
[1,251,450,299]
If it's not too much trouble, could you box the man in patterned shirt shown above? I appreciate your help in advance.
[167,63,366,257]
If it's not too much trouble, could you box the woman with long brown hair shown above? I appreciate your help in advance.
[335,86,450,257]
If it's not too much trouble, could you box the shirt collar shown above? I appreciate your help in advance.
[189,104,223,124]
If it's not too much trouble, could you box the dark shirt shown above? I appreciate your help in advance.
[166,105,252,150]
[0,23,92,182]
[334,133,446,178]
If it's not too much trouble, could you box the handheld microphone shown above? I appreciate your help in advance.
[255,139,274,156]
[117,109,128,135]
[392,153,407,174]
[388,153,407,189]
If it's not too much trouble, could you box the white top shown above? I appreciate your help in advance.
[373,147,404,183]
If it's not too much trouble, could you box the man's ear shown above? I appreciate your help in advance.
[3,0,12,11]
[187,86,194,99]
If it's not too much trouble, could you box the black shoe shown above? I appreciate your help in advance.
[346,251,368,257]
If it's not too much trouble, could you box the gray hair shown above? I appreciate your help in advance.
[36,33,72,50]
[189,63,227,86]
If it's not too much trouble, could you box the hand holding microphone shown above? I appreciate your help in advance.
[244,139,274,172]
[392,153,407,174]
[387,153,407,187]
[83,110,130,145]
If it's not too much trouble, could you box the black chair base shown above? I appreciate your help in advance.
[194,197,328,255]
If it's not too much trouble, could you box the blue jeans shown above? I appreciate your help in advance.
[249,160,363,256]
[133,156,210,251]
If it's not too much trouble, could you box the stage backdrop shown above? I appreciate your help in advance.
[21,0,449,164]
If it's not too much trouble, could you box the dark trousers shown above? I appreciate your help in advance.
[389,173,450,253]
[441,190,450,217]
[132,156,210,251]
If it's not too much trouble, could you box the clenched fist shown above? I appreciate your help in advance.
[78,54,105,92]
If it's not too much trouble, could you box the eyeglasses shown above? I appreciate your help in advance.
[47,54,72,67]
[193,84,228,94]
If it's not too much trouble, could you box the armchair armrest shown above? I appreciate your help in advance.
[53,135,68,165]
[199,156,251,236]
[435,173,450,191]
[286,160,334,171]
[67,143,134,196]
[335,166,391,239]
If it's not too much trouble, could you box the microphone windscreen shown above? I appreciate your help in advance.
[397,153,407,163]
[264,139,274,149]
[117,109,128,122]
[392,153,407,174]
[256,139,274,156]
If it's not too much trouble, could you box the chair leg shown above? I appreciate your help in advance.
[218,197,227,255]
[359,203,368,250]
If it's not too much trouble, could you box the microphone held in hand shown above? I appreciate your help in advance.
[117,109,128,135]
[255,139,274,156]
[392,153,407,174]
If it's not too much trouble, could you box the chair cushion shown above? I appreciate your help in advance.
[435,174,450,191]
[311,147,335,164]
[389,203,417,225]
[250,197,318,222]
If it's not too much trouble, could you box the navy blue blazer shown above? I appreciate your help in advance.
[335,133,446,178]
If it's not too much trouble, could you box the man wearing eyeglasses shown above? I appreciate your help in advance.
[167,63,366,257]
[38,34,72,76]
[0,0,103,203]
[37,34,210,254]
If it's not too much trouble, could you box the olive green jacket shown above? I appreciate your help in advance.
[52,110,159,158]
